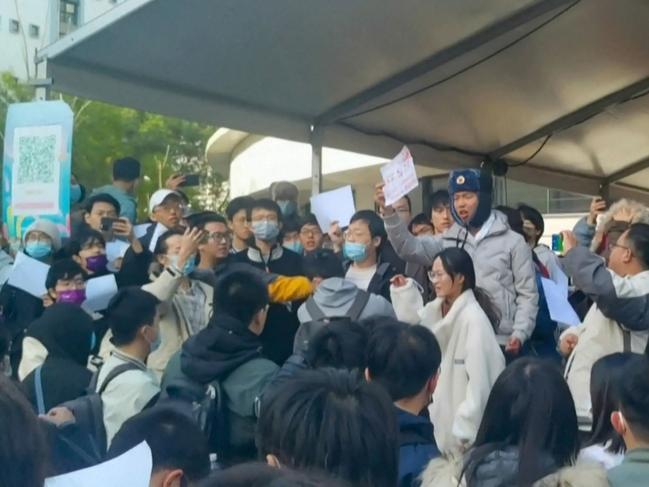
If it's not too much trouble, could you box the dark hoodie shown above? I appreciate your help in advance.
[178,312,278,460]
[181,312,264,383]
[22,303,93,413]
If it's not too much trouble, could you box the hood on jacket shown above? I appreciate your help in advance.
[444,210,510,245]
[180,312,262,384]
[25,303,93,366]
[315,277,366,308]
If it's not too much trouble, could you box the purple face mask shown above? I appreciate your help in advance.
[86,254,108,273]
[57,289,86,305]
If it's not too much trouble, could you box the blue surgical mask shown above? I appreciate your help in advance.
[283,241,304,254]
[343,242,368,263]
[25,241,52,259]
[169,254,197,276]
[277,200,297,217]
[70,184,82,204]
[252,220,280,241]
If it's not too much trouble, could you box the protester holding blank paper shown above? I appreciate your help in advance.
[378,168,538,355]
[559,225,649,430]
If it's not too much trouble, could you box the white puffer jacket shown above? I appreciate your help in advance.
[391,281,505,454]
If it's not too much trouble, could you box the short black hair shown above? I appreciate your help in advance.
[366,319,441,401]
[247,198,282,223]
[84,193,121,215]
[428,189,450,211]
[153,229,185,256]
[107,407,210,483]
[191,212,228,230]
[106,287,160,346]
[519,204,545,243]
[408,213,434,233]
[213,270,269,325]
[350,210,387,241]
[402,194,412,212]
[257,368,398,487]
[305,320,368,370]
[303,249,345,280]
[617,354,649,440]
[65,227,106,258]
[299,213,320,231]
[496,205,525,239]
[627,223,649,270]
[45,259,87,290]
[282,216,301,234]
[226,196,254,221]
[112,157,141,182]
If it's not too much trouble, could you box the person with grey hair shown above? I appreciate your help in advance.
[270,181,300,219]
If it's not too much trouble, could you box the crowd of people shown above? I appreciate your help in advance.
[0,156,648,487]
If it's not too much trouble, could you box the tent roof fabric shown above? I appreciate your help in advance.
[39,0,649,201]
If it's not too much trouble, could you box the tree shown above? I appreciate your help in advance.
[0,72,226,219]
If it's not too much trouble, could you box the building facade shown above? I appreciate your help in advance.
[0,0,124,80]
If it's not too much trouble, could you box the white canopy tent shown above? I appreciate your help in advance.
[37,0,649,201]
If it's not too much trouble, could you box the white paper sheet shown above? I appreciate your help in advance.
[133,223,151,239]
[148,223,166,253]
[45,441,152,487]
[309,185,356,232]
[106,239,130,263]
[380,146,419,206]
[541,277,581,327]
[83,274,119,312]
[6,252,50,298]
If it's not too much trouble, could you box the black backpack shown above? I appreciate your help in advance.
[158,353,230,464]
[293,290,370,355]
[42,362,141,461]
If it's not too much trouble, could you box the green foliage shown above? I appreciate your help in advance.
[0,72,225,220]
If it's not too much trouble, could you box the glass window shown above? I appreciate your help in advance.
[9,19,20,34]
[59,0,79,36]
[29,24,40,38]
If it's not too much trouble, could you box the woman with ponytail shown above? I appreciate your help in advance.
[390,247,505,454]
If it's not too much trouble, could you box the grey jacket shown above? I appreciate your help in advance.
[384,210,538,343]
[296,277,396,323]
[563,247,649,331]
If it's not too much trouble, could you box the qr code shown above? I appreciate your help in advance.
[16,134,56,184]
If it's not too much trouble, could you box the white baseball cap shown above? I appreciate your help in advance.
[148,189,181,214]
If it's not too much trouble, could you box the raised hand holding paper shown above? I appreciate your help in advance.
[381,146,418,206]
[83,274,119,312]
[7,252,50,298]
[310,185,356,232]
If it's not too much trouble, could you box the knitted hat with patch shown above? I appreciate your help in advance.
[448,168,493,228]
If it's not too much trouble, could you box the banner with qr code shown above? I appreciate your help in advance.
[2,101,73,243]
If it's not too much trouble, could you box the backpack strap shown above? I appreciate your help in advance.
[305,296,327,321]
[97,363,142,396]
[34,365,46,415]
[623,329,631,353]
[347,290,370,321]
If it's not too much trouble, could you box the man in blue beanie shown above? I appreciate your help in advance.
[376,168,538,356]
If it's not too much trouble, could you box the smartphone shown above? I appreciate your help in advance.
[551,233,563,253]
[100,217,120,232]
[179,174,200,187]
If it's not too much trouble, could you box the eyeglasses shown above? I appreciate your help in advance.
[300,228,322,237]
[427,270,446,281]
[207,232,231,243]
[608,242,630,252]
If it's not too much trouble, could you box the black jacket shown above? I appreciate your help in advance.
[0,284,44,372]
[117,223,157,287]
[232,245,304,365]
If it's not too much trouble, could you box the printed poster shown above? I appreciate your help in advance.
[2,101,73,244]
